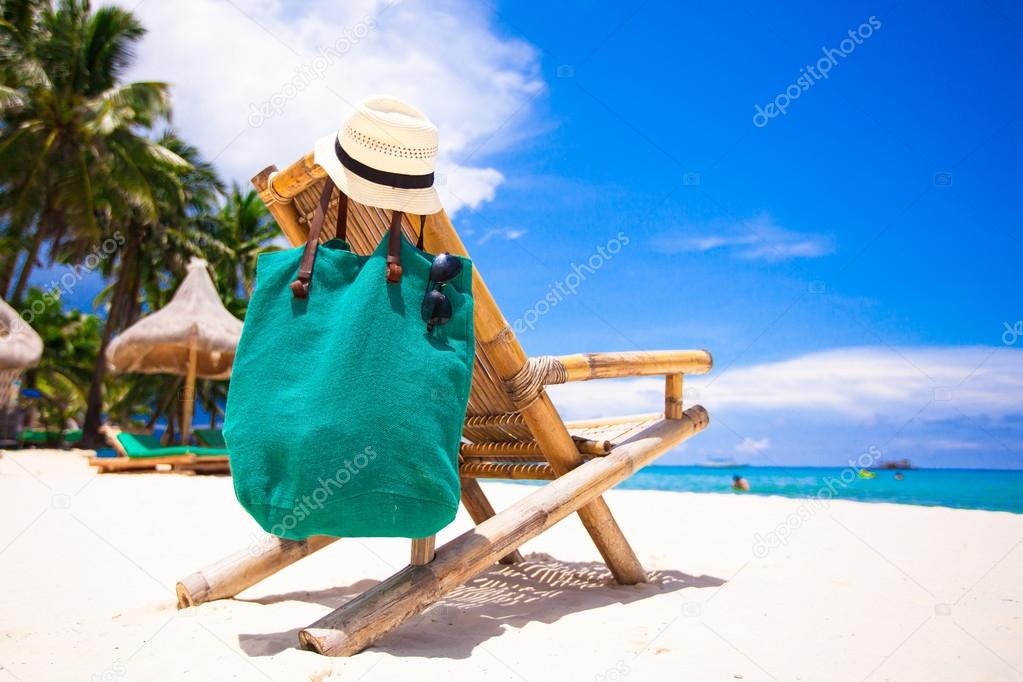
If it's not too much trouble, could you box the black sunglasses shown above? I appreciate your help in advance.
[420,252,463,331]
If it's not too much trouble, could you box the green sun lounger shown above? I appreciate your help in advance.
[193,428,227,448]
[18,429,83,445]
[91,427,231,474]
[115,432,229,458]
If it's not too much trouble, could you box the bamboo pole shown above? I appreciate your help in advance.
[459,479,522,565]
[665,374,684,420]
[298,407,708,656]
[176,535,339,608]
[180,330,198,444]
[459,438,611,459]
[173,485,519,603]
[554,350,712,382]
[563,412,661,429]
[459,461,557,480]
[410,536,435,566]
[252,165,310,247]
[260,153,324,205]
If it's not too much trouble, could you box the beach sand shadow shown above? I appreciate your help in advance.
[238,553,725,658]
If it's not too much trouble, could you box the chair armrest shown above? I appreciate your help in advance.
[513,350,711,421]
[542,349,713,383]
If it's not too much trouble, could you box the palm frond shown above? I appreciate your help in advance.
[82,4,145,95]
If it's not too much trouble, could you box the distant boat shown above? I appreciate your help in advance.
[697,456,749,469]
[877,459,914,470]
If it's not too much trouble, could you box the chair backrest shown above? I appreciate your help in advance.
[252,156,547,445]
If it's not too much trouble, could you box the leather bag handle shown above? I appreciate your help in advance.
[290,179,348,298]
[292,183,428,294]
[385,212,427,284]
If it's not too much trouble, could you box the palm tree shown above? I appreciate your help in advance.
[0,0,184,305]
[208,183,277,316]
[79,131,223,446]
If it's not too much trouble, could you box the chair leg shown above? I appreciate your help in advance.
[574,498,645,583]
[176,535,338,608]
[521,392,647,585]
[410,536,436,565]
[298,409,707,656]
[460,478,523,564]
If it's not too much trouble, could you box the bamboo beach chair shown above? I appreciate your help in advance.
[174,154,713,656]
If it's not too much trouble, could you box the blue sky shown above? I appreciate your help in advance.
[34,0,1023,467]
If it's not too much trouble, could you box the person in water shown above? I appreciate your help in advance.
[732,475,750,492]
[894,472,905,481]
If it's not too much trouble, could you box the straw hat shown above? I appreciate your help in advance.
[313,96,441,215]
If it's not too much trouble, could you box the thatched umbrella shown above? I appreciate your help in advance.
[0,297,44,418]
[106,258,243,443]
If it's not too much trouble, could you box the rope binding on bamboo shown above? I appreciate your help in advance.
[504,355,567,406]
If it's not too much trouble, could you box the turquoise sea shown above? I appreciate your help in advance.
[603,466,1023,514]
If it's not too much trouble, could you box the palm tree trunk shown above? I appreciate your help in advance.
[146,376,182,430]
[9,229,44,306]
[0,219,28,298]
[0,253,18,299]
[81,233,140,448]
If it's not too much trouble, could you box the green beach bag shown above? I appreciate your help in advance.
[224,179,474,540]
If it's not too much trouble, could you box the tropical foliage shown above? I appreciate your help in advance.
[1,0,273,446]
[18,287,100,438]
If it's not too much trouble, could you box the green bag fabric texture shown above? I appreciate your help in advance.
[224,232,474,540]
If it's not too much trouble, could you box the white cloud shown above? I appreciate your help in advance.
[735,436,771,454]
[653,212,833,261]
[547,346,1023,423]
[890,437,984,451]
[102,0,544,215]
[476,227,527,245]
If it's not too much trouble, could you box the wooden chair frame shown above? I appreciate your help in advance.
[174,154,712,656]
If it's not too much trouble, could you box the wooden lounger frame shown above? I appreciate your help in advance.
[174,153,712,656]
[90,426,230,474]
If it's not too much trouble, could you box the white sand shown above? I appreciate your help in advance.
[1,450,1021,681]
